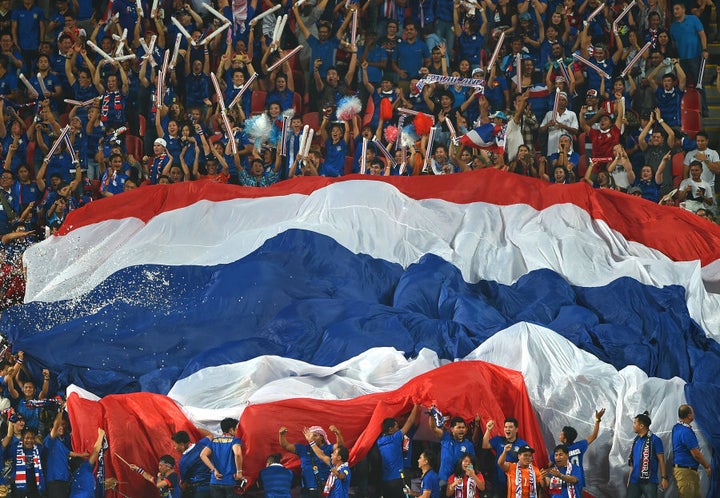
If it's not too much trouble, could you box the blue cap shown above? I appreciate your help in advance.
[490,111,508,121]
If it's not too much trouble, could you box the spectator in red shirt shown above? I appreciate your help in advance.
[579,99,625,169]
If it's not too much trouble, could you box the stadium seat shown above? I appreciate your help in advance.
[292,92,302,115]
[577,154,588,179]
[251,90,267,115]
[125,135,145,161]
[138,114,146,137]
[302,112,320,131]
[682,87,700,111]
[671,151,685,186]
[681,108,701,140]
[344,155,354,175]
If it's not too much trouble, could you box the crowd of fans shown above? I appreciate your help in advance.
[0,360,710,498]
[1,0,720,308]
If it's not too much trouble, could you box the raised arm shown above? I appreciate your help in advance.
[584,158,596,185]
[428,406,444,438]
[88,428,106,466]
[278,427,299,453]
[585,408,606,444]
[655,151,670,185]
[302,427,331,465]
[497,443,512,472]
[335,5,354,40]
[293,4,311,40]
[344,46,357,86]
[401,404,420,435]
[481,419,495,449]
[329,425,345,448]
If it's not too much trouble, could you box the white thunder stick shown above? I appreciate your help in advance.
[156,69,164,108]
[552,87,560,121]
[44,125,71,163]
[360,136,368,174]
[302,128,314,156]
[272,15,282,43]
[64,134,78,164]
[397,108,436,124]
[250,4,282,26]
[19,74,38,98]
[372,137,397,166]
[36,73,49,98]
[515,53,522,90]
[210,72,226,110]
[487,31,505,73]
[87,40,115,64]
[171,17,195,45]
[267,45,302,72]
[222,111,237,154]
[169,33,182,69]
[573,53,610,79]
[697,56,707,89]
[395,114,406,149]
[612,0,635,32]
[228,72,258,108]
[585,2,605,24]
[298,124,309,158]
[151,0,159,18]
[136,0,144,17]
[295,0,307,7]
[444,116,456,139]
[64,99,84,106]
[148,36,158,66]
[620,42,651,77]
[203,2,231,25]
[350,9,358,46]
[114,54,136,62]
[422,126,436,172]
[200,23,230,45]
[160,49,170,84]
[278,14,288,41]
[114,28,128,56]
[279,115,289,156]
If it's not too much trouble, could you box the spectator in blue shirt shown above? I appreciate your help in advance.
[319,116,350,177]
[453,6,488,68]
[184,58,213,112]
[376,405,420,498]
[294,6,351,79]
[11,0,45,65]
[258,454,293,498]
[392,21,430,83]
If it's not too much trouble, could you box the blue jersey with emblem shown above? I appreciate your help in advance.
[208,434,242,486]
[294,443,333,489]
[321,139,347,177]
[438,432,475,482]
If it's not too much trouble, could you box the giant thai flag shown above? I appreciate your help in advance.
[3,170,720,498]
[458,123,505,154]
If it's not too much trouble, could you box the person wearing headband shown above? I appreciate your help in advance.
[279,424,344,498]
[129,454,180,498]
[539,91,578,156]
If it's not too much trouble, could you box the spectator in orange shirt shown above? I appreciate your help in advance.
[498,444,547,498]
